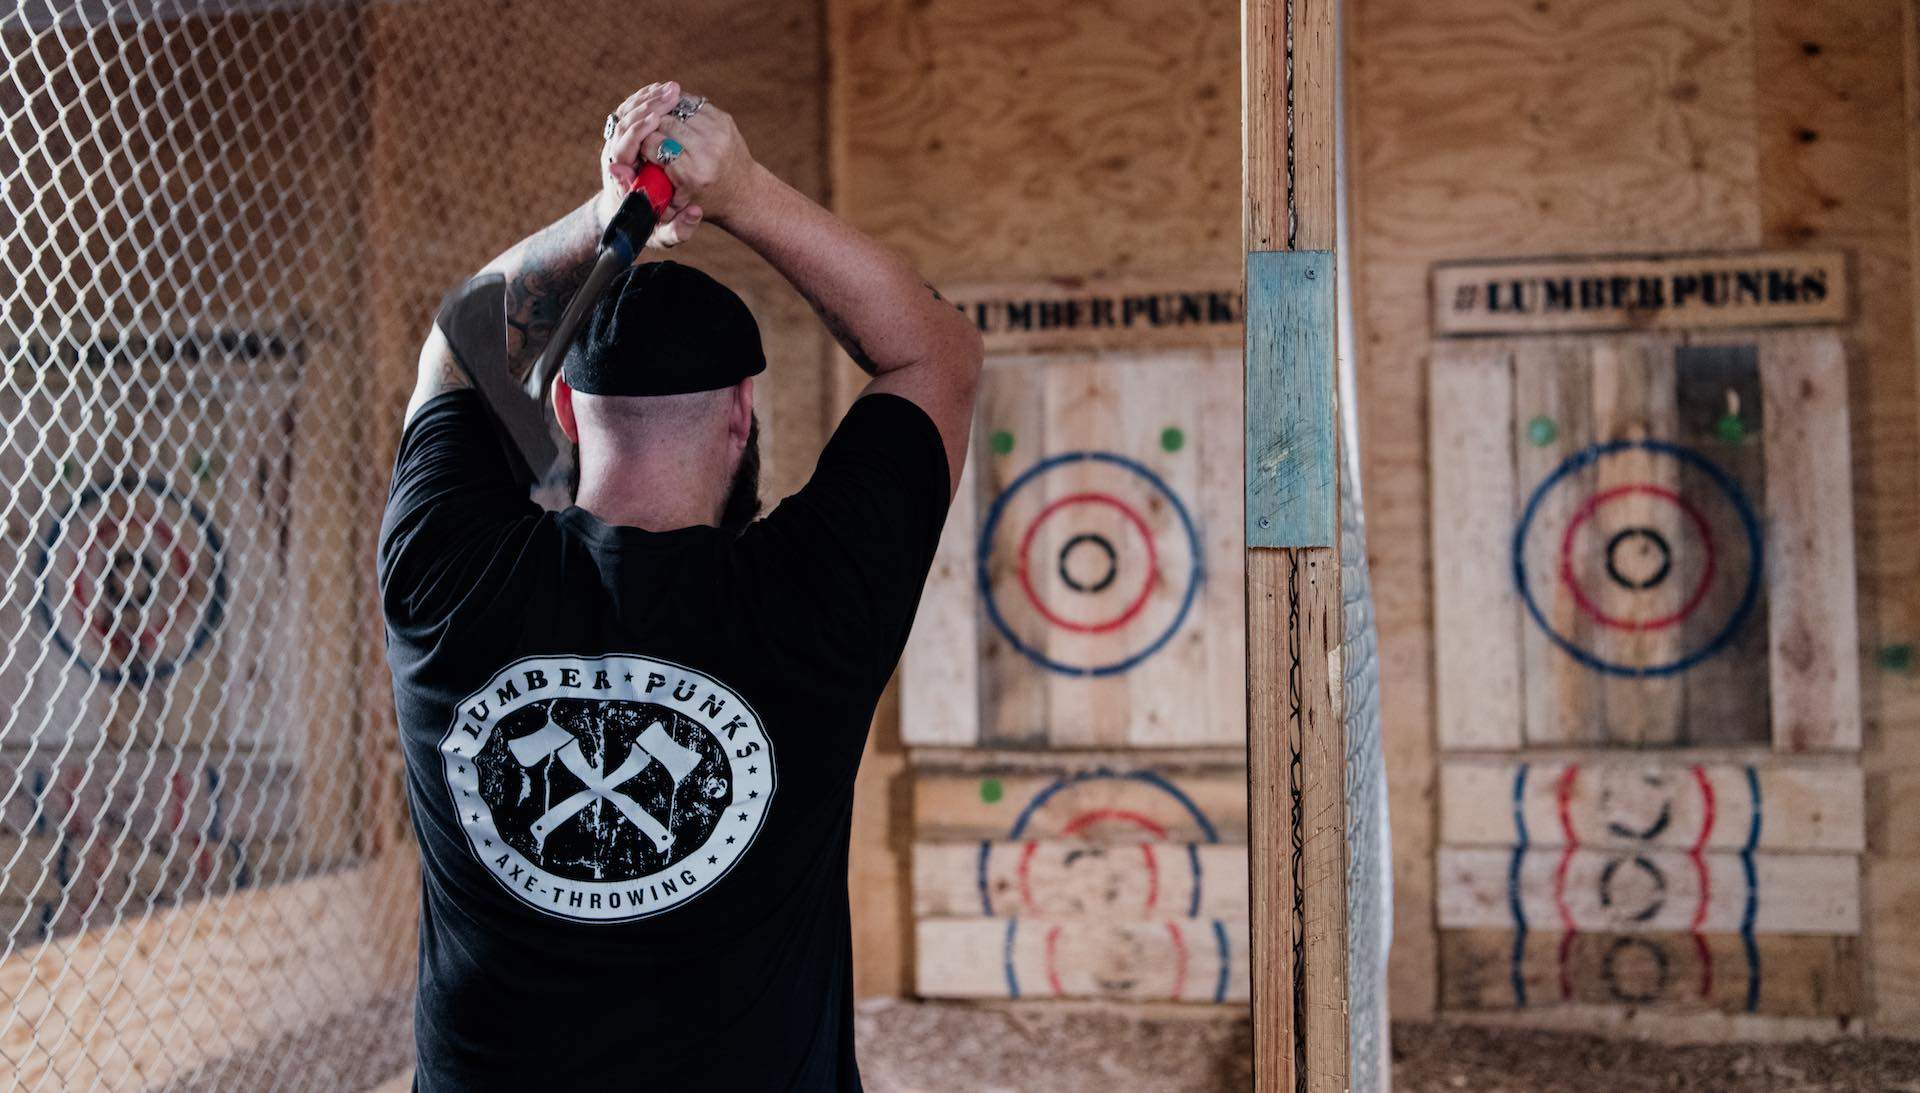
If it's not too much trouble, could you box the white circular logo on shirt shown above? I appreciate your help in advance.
[440,653,774,923]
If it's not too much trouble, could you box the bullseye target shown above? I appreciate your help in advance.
[1514,440,1761,678]
[978,451,1202,677]
[986,770,1233,1003]
[33,476,227,684]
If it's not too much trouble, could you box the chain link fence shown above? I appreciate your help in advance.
[0,2,420,1087]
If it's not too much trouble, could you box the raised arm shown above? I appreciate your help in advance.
[636,98,984,494]
[404,81,706,426]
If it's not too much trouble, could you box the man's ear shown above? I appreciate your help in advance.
[554,375,581,444]
[729,378,753,447]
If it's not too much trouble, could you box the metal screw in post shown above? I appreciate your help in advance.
[1259,516,1271,529]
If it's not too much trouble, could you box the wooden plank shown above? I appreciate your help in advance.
[1245,548,1300,1091]
[1438,756,1865,854]
[899,450,979,746]
[1246,0,1337,251]
[1513,341,1600,745]
[1246,0,1344,1084]
[914,841,1248,919]
[0,852,414,1090]
[944,278,1244,354]
[1588,337,1685,744]
[1439,928,1860,1017]
[1758,332,1861,752]
[1042,359,1145,747]
[1429,345,1523,750]
[976,362,1051,747]
[912,767,1249,843]
[1121,354,1230,748]
[1672,342,1773,746]
[1431,251,1849,337]
[1245,250,1336,549]
[1436,847,1859,935]
[1195,350,1250,752]
[915,917,1248,1004]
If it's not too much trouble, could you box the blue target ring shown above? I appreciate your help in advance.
[33,475,227,685]
[977,451,1203,678]
[1513,439,1762,679]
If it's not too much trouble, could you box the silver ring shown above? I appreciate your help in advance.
[668,95,706,121]
[653,138,685,166]
[603,112,619,141]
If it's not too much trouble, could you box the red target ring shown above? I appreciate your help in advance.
[1016,492,1159,634]
[1558,484,1716,633]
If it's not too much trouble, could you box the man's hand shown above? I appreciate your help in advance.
[635,92,761,229]
[599,80,710,249]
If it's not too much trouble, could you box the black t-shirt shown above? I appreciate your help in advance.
[377,388,949,1092]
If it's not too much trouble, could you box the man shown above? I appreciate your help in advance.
[378,80,981,1090]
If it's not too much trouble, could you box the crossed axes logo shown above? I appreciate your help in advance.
[506,708,703,854]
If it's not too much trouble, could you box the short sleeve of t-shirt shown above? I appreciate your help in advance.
[739,392,952,683]
[377,389,538,628]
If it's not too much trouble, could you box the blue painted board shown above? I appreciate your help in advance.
[1245,249,1337,548]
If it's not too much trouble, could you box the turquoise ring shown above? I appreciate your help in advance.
[654,139,685,166]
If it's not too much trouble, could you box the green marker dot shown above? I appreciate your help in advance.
[979,778,1003,804]
[1526,416,1558,447]
[1714,413,1748,445]
[60,458,78,483]
[1877,644,1915,675]
[1160,426,1185,453]
[989,430,1015,456]
[189,451,220,481]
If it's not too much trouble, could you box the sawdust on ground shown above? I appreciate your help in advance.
[853,1001,1920,1093]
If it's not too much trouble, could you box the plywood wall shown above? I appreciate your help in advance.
[364,0,833,503]
[1348,0,1920,1027]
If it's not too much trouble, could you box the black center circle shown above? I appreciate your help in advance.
[1603,526,1672,591]
[1057,532,1119,594]
[1601,937,1673,1004]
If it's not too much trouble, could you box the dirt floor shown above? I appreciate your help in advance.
[853,1001,1920,1093]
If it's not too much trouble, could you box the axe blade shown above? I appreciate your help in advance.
[509,718,574,767]
[636,721,701,786]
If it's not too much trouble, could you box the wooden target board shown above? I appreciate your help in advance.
[900,342,1251,1007]
[910,763,1250,1004]
[1427,329,1864,1020]
[901,348,1245,749]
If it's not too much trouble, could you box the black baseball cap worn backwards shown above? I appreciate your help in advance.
[562,260,767,396]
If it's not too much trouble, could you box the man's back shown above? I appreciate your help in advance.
[379,390,952,1090]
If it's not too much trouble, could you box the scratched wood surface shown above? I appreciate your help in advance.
[1429,345,1525,750]
[1430,333,1860,750]
[910,762,1250,1004]
[915,916,1250,1004]
[1439,756,1865,854]
[1439,929,1860,1018]
[1437,847,1859,936]
[912,767,1250,843]
[900,349,1245,749]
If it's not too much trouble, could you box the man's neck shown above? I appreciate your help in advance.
[573,451,722,533]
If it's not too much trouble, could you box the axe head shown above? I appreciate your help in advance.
[636,721,701,785]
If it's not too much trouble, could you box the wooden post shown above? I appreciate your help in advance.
[1243,1,1348,1091]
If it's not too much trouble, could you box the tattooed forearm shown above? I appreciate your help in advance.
[800,284,881,376]
[487,200,602,381]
